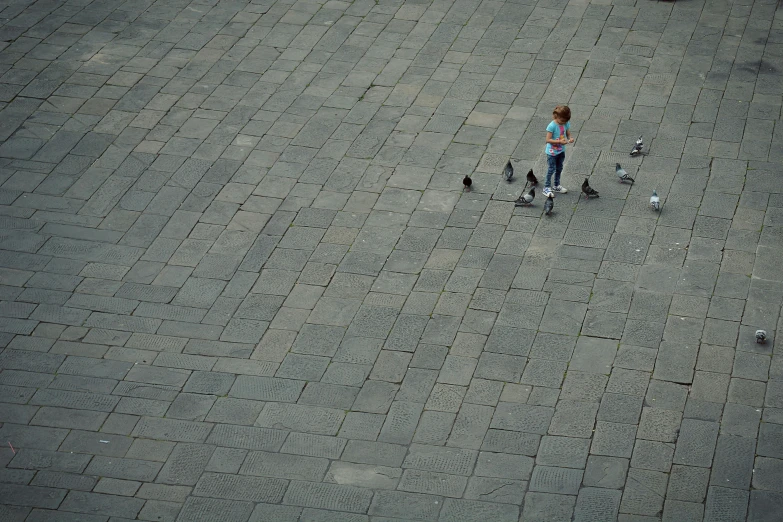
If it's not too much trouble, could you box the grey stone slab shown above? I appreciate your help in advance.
[748,490,783,522]
[537,436,590,468]
[758,423,783,459]
[464,476,526,505]
[132,417,213,443]
[240,451,328,482]
[491,402,553,434]
[474,352,526,383]
[398,469,467,498]
[474,451,534,480]
[438,499,519,522]
[710,434,756,490]
[529,465,583,495]
[704,486,748,522]
[668,465,710,503]
[620,468,669,516]
[403,444,478,476]
[549,400,599,438]
[523,491,576,522]
[176,497,254,521]
[256,402,344,436]
[591,422,637,458]
[573,487,621,522]
[583,455,629,489]
[570,336,617,374]
[637,407,682,443]
[752,457,783,493]
[368,490,443,520]
[283,481,373,514]
[674,419,719,468]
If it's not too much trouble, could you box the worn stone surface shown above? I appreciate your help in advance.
[0,0,780,519]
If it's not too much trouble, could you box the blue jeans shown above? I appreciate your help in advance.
[546,153,564,189]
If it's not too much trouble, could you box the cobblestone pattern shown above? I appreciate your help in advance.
[1,0,782,520]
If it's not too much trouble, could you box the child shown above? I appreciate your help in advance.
[543,105,574,197]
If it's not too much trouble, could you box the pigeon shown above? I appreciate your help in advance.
[630,136,643,156]
[756,330,767,343]
[650,190,660,211]
[543,194,554,215]
[526,169,538,186]
[515,186,535,206]
[463,175,472,192]
[616,163,634,183]
[581,178,599,198]
[503,160,514,182]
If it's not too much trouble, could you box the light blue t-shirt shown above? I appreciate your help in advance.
[545,120,570,156]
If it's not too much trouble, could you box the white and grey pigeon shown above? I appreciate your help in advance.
[515,186,535,206]
[650,190,660,211]
[616,163,634,183]
[630,136,643,156]
[756,330,767,343]
[503,160,514,182]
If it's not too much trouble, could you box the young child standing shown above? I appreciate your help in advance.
[543,105,574,197]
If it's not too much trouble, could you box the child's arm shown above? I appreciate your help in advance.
[566,129,574,143]
[545,131,562,145]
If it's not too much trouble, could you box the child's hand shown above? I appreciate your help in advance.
[568,138,574,144]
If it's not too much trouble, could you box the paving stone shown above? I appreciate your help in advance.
[438,499,518,522]
[522,492,576,522]
[176,497,254,521]
[240,450,328,482]
[758,422,783,459]
[58,491,144,518]
[674,419,719,467]
[491,402,553,434]
[474,352,526,383]
[549,400,600,438]
[752,457,783,493]
[474,451,534,480]
[283,481,373,514]
[668,464,710,502]
[637,408,682,443]
[537,436,590,468]
[560,371,608,402]
[368,490,443,520]
[710,434,755,490]
[583,455,629,489]
[646,380,688,411]
[704,486,748,522]
[591,422,637,458]
[721,402,761,438]
[748,490,783,522]
[156,442,215,485]
[397,469,467,498]
[573,487,622,522]
[620,468,669,516]
[529,465,583,494]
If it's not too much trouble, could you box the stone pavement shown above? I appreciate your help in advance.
[0,0,782,520]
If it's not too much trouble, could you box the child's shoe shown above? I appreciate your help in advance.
[543,187,553,197]
[553,185,568,194]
